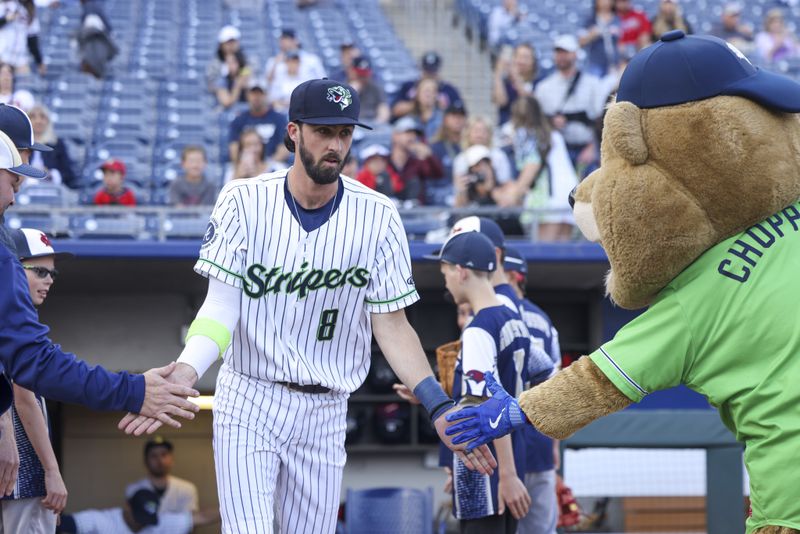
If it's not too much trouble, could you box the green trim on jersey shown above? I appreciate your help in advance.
[196,258,243,280]
[591,348,648,402]
[365,288,418,305]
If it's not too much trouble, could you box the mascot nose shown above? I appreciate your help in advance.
[568,186,576,210]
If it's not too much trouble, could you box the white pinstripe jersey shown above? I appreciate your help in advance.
[196,170,419,394]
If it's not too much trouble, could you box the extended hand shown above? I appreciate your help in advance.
[121,363,199,436]
[435,405,497,475]
[445,372,527,451]
[0,414,18,496]
[41,468,68,513]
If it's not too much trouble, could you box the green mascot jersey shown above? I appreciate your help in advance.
[590,201,800,533]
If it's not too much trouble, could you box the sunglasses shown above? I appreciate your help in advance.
[23,265,59,280]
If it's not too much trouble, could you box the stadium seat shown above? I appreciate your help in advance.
[345,487,433,534]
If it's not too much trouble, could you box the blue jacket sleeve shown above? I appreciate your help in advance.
[0,251,145,413]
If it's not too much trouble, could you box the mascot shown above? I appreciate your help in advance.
[446,31,800,534]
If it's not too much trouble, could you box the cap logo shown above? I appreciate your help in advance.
[726,42,750,64]
[327,86,352,110]
[39,232,51,247]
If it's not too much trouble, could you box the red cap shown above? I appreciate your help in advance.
[101,159,126,174]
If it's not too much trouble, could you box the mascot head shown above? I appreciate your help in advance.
[573,31,800,309]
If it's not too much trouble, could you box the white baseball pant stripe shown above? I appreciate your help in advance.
[213,363,347,534]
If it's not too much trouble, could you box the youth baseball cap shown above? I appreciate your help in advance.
[0,104,52,152]
[0,130,46,179]
[289,79,372,129]
[127,489,160,527]
[217,25,241,43]
[352,56,372,75]
[11,228,73,260]
[101,159,126,174]
[359,143,389,161]
[439,231,496,272]
[451,216,505,249]
[503,246,527,275]
[617,30,800,111]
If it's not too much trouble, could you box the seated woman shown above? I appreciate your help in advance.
[27,104,79,189]
[215,51,251,109]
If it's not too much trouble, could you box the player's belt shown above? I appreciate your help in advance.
[276,381,332,394]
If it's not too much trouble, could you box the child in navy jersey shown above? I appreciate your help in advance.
[437,231,539,534]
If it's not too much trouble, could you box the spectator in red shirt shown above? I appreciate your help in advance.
[388,117,444,204]
[615,0,652,51]
[93,159,136,206]
[356,144,398,197]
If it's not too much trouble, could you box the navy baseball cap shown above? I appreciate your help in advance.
[0,130,46,179]
[421,51,441,72]
[617,31,800,111]
[0,104,52,152]
[289,79,372,130]
[439,231,496,272]
[503,246,527,275]
[451,216,505,249]
[144,436,173,457]
[127,489,160,527]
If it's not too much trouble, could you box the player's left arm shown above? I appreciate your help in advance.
[119,276,241,436]
[372,310,496,475]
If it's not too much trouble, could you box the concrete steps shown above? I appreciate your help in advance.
[380,0,496,121]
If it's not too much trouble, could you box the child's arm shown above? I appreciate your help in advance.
[493,434,531,520]
[13,384,67,513]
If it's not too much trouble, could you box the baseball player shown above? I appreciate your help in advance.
[502,247,559,534]
[437,231,531,533]
[1,228,72,533]
[118,79,496,533]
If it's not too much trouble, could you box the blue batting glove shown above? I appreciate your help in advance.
[445,372,527,451]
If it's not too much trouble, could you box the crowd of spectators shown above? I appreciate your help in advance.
[4,0,800,241]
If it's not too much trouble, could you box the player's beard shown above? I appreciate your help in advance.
[297,135,348,185]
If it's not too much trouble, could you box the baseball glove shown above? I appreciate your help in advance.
[435,340,461,397]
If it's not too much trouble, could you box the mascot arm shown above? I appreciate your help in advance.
[518,356,633,440]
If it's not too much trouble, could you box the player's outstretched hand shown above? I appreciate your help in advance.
[445,372,528,451]
[0,413,18,497]
[131,363,200,434]
[434,406,498,475]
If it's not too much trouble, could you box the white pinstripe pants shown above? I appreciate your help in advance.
[213,364,348,534]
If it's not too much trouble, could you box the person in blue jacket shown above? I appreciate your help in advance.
[0,129,200,496]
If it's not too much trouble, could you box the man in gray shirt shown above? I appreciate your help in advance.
[534,35,603,168]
